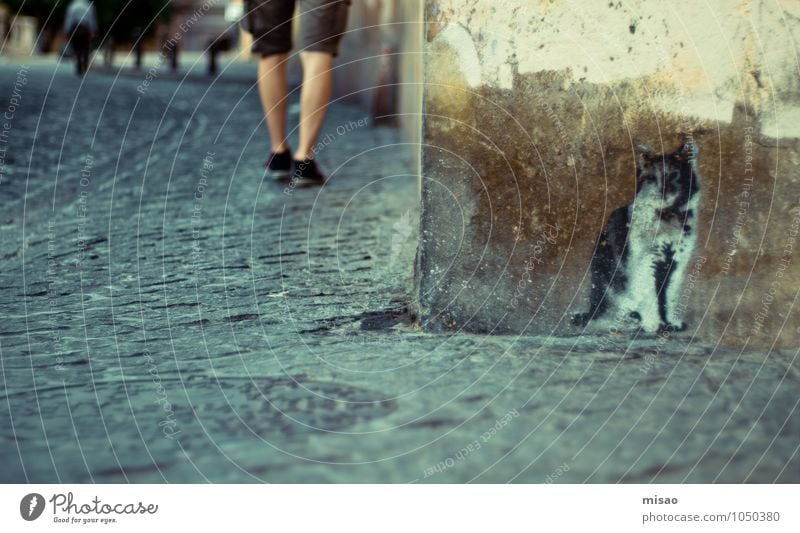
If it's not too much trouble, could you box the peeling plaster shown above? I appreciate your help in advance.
[434,23,482,88]
[429,0,800,136]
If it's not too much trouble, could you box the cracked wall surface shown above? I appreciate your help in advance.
[416,0,800,347]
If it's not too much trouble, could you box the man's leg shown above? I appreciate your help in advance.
[72,28,89,75]
[257,53,290,153]
[75,44,86,75]
[295,50,333,160]
[81,46,90,74]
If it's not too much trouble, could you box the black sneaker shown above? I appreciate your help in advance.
[291,158,325,187]
[265,149,292,180]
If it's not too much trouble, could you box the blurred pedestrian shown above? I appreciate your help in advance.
[133,27,144,70]
[63,0,98,76]
[207,33,233,76]
[244,0,350,186]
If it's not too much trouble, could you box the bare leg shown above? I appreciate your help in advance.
[257,53,289,153]
[295,51,333,160]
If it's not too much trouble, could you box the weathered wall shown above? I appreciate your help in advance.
[417,0,800,347]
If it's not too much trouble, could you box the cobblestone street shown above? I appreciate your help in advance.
[1,61,798,483]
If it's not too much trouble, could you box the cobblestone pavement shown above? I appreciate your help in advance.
[1,61,798,483]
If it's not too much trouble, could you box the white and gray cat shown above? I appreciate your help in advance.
[572,140,701,334]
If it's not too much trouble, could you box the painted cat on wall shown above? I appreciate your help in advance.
[572,140,701,334]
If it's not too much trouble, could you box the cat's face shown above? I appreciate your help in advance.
[635,141,700,210]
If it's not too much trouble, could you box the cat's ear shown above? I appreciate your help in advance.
[678,140,699,162]
[635,144,652,168]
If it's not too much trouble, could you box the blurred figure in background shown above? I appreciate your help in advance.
[244,0,350,187]
[63,0,98,76]
[207,32,233,76]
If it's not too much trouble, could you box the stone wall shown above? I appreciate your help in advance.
[417,0,800,348]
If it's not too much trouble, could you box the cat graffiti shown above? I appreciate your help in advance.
[572,141,701,334]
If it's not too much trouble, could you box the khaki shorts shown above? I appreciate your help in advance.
[244,0,350,57]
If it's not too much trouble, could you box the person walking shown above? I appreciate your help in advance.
[63,0,98,76]
[244,0,350,187]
